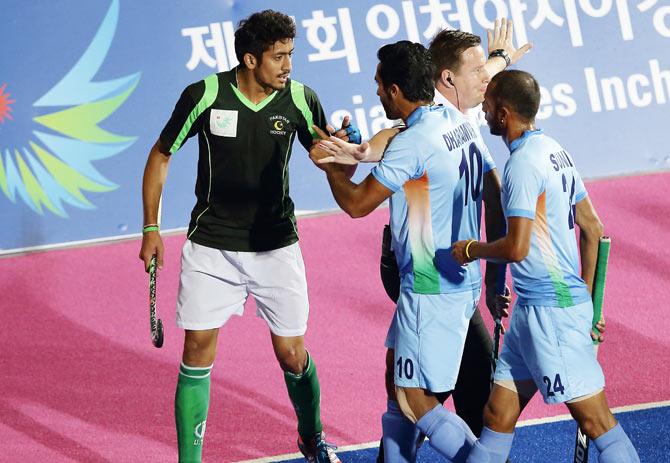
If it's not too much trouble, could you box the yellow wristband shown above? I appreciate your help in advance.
[464,240,477,261]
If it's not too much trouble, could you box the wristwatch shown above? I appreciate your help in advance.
[489,49,511,67]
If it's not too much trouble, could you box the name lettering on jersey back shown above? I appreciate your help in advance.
[550,150,574,171]
[442,122,477,151]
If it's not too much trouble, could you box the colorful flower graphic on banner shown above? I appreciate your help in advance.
[0,0,139,217]
[0,85,15,124]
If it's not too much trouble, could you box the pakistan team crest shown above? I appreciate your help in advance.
[0,0,140,217]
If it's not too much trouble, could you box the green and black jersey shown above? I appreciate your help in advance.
[159,68,328,251]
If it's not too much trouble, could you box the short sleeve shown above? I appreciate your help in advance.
[159,81,205,154]
[294,83,328,152]
[371,135,424,192]
[574,170,588,203]
[503,159,545,219]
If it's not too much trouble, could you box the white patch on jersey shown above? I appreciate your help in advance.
[210,109,237,137]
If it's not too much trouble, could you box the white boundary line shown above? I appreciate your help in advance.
[234,400,670,463]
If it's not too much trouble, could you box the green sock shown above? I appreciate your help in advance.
[175,363,212,463]
[284,353,323,440]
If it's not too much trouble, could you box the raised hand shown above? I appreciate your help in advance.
[487,18,533,66]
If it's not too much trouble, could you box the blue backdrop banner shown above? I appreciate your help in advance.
[2,0,669,251]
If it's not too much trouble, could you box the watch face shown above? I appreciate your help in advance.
[490,49,510,66]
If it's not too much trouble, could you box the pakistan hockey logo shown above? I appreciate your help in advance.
[0,0,140,217]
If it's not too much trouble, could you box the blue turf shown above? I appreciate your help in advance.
[281,405,668,462]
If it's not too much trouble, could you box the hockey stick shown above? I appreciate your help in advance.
[148,195,164,348]
[491,317,503,383]
[573,236,611,463]
[491,270,508,382]
[148,254,164,348]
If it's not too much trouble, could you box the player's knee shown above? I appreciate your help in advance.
[482,400,516,433]
[182,333,217,367]
[396,389,419,424]
[276,345,307,375]
[577,411,617,439]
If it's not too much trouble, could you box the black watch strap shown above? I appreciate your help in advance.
[489,49,511,67]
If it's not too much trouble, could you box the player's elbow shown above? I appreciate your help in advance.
[346,204,371,218]
[584,217,604,240]
[507,242,529,263]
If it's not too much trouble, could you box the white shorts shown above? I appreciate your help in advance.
[176,240,309,336]
[385,288,479,393]
[494,300,605,404]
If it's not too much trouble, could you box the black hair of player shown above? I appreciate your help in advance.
[377,41,435,103]
[489,70,541,121]
[234,10,296,64]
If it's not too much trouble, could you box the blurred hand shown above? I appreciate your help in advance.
[591,318,606,343]
[486,285,511,333]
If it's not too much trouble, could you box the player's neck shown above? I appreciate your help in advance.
[434,82,466,114]
[504,122,536,148]
[236,67,274,104]
[398,100,431,124]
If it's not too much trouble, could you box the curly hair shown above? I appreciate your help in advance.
[428,30,481,81]
[377,41,435,103]
[234,10,296,64]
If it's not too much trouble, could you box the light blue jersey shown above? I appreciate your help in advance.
[372,105,495,294]
[502,130,591,307]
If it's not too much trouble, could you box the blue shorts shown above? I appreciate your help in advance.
[385,288,479,393]
[494,300,605,404]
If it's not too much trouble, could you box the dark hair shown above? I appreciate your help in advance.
[489,70,541,121]
[377,41,435,103]
[428,30,481,81]
[234,10,296,64]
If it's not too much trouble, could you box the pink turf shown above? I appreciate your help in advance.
[1,172,669,462]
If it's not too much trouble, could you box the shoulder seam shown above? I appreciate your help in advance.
[289,80,317,138]
[169,73,219,153]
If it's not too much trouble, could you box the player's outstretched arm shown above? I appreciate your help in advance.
[139,140,171,271]
[485,18,533,77]
[574,196,604,293]
[310,135,393,218]
[452,216,533,265]
[313,126,399,165]
[366,128,400,162]
[323,170,393,218]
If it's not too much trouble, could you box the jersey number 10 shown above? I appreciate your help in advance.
[458,143,483,206]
